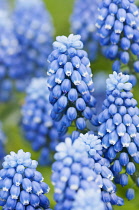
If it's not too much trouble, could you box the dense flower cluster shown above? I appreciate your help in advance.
[72,188,105,210]
[13,0,53,90]
[71,0,100,61]
[47,34,97,135]
[21,78,63,165]
[0,150,51,209]
[96,0,139,73]
[0,123,6,166]
[98,71,139,197]
[0,10,20,102]
[52,134,123,210]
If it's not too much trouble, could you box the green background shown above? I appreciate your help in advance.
[1,0,139,209]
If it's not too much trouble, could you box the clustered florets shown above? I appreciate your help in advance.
[47,34,97,135]
[0,150,51,210]
[71,0,100,61]
[21,78,64,165]
[96,0,139,73]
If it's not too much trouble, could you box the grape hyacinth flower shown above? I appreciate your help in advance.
[52,134,123,210]
[98,71,139,196]
[47,34,97,135]
[21,78,63,166]
[0,149,51,210]
[0,10,21,102]
[96,0,139,73]
[72,188,105,210]
[71,0,100,61]
[0,123,6,166]
[13,0,53,90]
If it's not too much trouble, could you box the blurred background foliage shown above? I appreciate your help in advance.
[0,0,139,209]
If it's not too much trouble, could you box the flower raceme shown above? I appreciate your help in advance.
[21,78,64,166]
[13,0,53,91]
[47,34,97,135]
[96,0,139,73]
[0,150,51,210]
[52,133,124,210]
[71,0,100,61]
[98,71,139,198]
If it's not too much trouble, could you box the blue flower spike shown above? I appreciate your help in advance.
[71,0,100,61]
[13,0,54,90]
[0,150,52,210]
[97,0,139,74]
[21,78,64,166]
[47,34,97,135]
[0,10,20,102]
[98,71,139,196]
[52,133,123,210]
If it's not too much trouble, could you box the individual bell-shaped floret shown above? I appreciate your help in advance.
[98,71,139,196]
[72,188,105,210]
[71,0,100,61]
[0,150,51,210]
[47,34,97,135]
[21,78,64,165]
[12,0,54,91]
[96,0,139,74]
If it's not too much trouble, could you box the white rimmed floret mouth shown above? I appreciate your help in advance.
[61,176,68,182]
[55,78,62,84]
[122,143,130,147]
[98,15,104,21]
[11,195,18,199]
[74,81,81,85]
[2,187,8,192]
[26,187,32,192]
[36,189,43,196]
[87,176,94,181]
[115,30,122,34]
[70,185,78,190]
[119,17,125,22]
[130,133,136,138]
[55,188,62,194]
[105,25,112,30]
[23,200,29,205]
[15,182,20,186]
[65,71,72,76]
[95,23,101,29]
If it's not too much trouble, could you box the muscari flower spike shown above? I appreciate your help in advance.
[0,123,6,166]
[47,34,97,135]
[98,71,139,197]
[0,149,52,210]
[52,133,123,210]
[21,78,64,166]
[96,0,139,74]
[12,0,53,91]
[71,0,100,61]
[0,10,21,102]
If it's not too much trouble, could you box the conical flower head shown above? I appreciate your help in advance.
[96,0,139,73]
[52,134,123,209]
[71,0,100,61]
[21,78,63,166]
[12,0,53,90]
[98,71,139,191]
[0,150,51,209]
[47,34,97,135]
